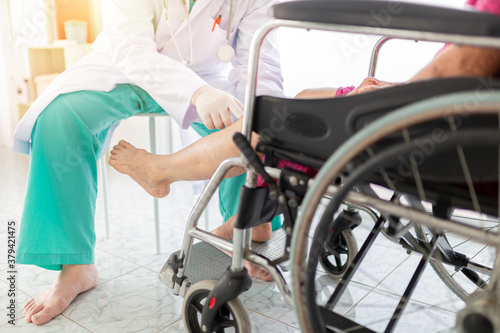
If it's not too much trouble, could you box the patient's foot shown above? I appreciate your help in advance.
[110,140,172,198]
[212,215,272,243]
[24,264,98,325]
[212,216,274,281]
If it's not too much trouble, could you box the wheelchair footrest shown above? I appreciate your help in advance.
[251,227,290,272]
[159,242,232,296]
[159,228,290,296]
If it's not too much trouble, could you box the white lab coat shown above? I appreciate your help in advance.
[12,0,284,156]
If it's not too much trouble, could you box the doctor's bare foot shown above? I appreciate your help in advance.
[110,140,172,198]
[24,264,98,325]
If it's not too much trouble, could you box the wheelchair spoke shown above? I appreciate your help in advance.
[402,128,426,202]
[190,300,204,314]
[214,318,237,330]
[447,117,481,213]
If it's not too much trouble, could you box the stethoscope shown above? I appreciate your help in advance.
[162,0,235,64]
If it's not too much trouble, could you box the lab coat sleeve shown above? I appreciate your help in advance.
[228,0,285,103]
[102,0,207,128]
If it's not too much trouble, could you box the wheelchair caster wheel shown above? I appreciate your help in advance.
[183,280,251,333]
[319,228,358,279]
[457,292,499,333]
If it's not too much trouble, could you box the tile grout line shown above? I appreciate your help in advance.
[155,317,183,332]
[371,252,463,313]
[343,255,413,317]
[247,309,300,330]
[60,314,95,332]
[94,246,168,274]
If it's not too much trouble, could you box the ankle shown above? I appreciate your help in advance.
[251,223,272,242]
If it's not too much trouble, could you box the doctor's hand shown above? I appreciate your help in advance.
[191,85,244,130]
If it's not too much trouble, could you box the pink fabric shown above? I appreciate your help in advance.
[466,0,500,15]
[257,159,317,187]
[335,86,356,97]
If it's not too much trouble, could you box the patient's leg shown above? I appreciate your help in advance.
[109,88,340,195]
[212,214,273,281]
[212,214,272,243]
[110,120,273,279]
[295,87,338,99]
[109,119,252,198]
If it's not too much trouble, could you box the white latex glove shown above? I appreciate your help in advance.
[191,85,244,130]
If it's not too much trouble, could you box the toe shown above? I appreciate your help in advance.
[25,301,36,314]
[118,140,133,148]
[32,304,61,325]
[24,299,34,309]
[111,145,123,153]
[26,303,44,323]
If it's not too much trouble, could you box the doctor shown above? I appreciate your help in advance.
[14,0,283,325]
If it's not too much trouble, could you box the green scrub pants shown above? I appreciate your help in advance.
[17,84,281,271]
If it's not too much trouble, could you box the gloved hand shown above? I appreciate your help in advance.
[191,85,244,130]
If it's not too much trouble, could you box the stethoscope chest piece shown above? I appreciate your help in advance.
[217,44,235,63]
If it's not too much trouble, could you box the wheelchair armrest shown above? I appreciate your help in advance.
[271,0,500,38]
[253,77,500,166]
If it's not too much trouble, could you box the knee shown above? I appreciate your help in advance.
[32,95,95,154]
[36,95,80,130]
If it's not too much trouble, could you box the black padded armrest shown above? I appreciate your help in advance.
[253,77,500,167]
[271,0,500,38]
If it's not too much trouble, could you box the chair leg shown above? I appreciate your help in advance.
[149,117,161,254]
[99,156,111,239]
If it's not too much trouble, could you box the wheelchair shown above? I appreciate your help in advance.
[159,1,500,332]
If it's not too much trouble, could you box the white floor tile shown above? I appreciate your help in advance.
[63,268,183,333]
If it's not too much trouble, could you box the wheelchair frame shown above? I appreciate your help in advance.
[162,1,500,332]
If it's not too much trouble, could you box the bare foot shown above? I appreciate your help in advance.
[24,264,98,325]
[109,140,171,198]
[212,215,272,243]
[212,215,273,281]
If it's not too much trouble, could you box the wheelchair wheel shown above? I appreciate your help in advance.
[400,193,494,301]
[414,221,494,301]
[183,280,251,333]
[319,228,358,279]
[291,101,500,332]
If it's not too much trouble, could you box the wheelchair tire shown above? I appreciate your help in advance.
[318,228,358,279]
[183,280,251,333]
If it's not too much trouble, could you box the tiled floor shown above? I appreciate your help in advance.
[0,146,470,332]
